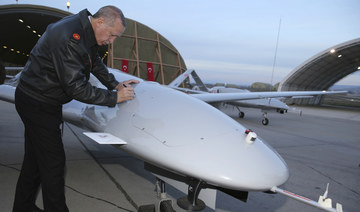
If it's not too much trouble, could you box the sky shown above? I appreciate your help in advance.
[2,0,360,86]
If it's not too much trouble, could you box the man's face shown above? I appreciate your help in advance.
[93,17,124,46]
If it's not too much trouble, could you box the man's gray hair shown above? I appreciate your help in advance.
[93,5,126,29]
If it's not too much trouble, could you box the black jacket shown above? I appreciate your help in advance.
[18,9,119,107]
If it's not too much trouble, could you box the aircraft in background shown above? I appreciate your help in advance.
[0,69,343,212]
[0,67,23,84]
[169,69,344,125]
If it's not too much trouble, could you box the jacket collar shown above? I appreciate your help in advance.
[78,9,97,47]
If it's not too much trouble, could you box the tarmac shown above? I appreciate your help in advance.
[0,100,359,212]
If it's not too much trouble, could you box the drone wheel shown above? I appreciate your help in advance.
[160,200,174,212]
[262,118,269,125]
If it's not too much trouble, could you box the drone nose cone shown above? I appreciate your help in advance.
[189,130,289,191]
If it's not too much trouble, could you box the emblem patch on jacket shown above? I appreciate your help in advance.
[73,33,80,40]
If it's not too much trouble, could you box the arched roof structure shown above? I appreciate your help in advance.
[0,4,71,65]
[278,38,360,104]
[106,18,187,85]
[0,4,186,84]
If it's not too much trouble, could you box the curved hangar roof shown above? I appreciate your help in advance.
[0,4,71,65]
[279,38,360,92]
[0,4,186,84]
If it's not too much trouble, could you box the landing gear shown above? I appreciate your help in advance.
[262,118,269,125]
[155,179,175,212]
[239,111,245,118]
[235,106,245,118]
[138,178,175,212]
[262,112,269,125]
[137,200,174,212]
[144,163,207,212]
[159,200,174,212]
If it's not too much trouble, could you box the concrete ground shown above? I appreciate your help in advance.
[0,100,359,212]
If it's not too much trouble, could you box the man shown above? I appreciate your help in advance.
[13,6,138,212]
[0,58,5,84]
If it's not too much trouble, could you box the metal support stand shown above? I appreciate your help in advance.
[177,178,206,211]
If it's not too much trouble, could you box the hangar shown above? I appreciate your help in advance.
[0,4,358,104]
[0,4,187,85]
[278,38,360,104]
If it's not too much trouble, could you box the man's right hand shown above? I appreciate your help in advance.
[116,84,135,103]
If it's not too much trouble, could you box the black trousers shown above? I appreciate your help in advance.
[13,88,69,212]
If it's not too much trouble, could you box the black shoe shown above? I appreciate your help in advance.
[33,205,44,212]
